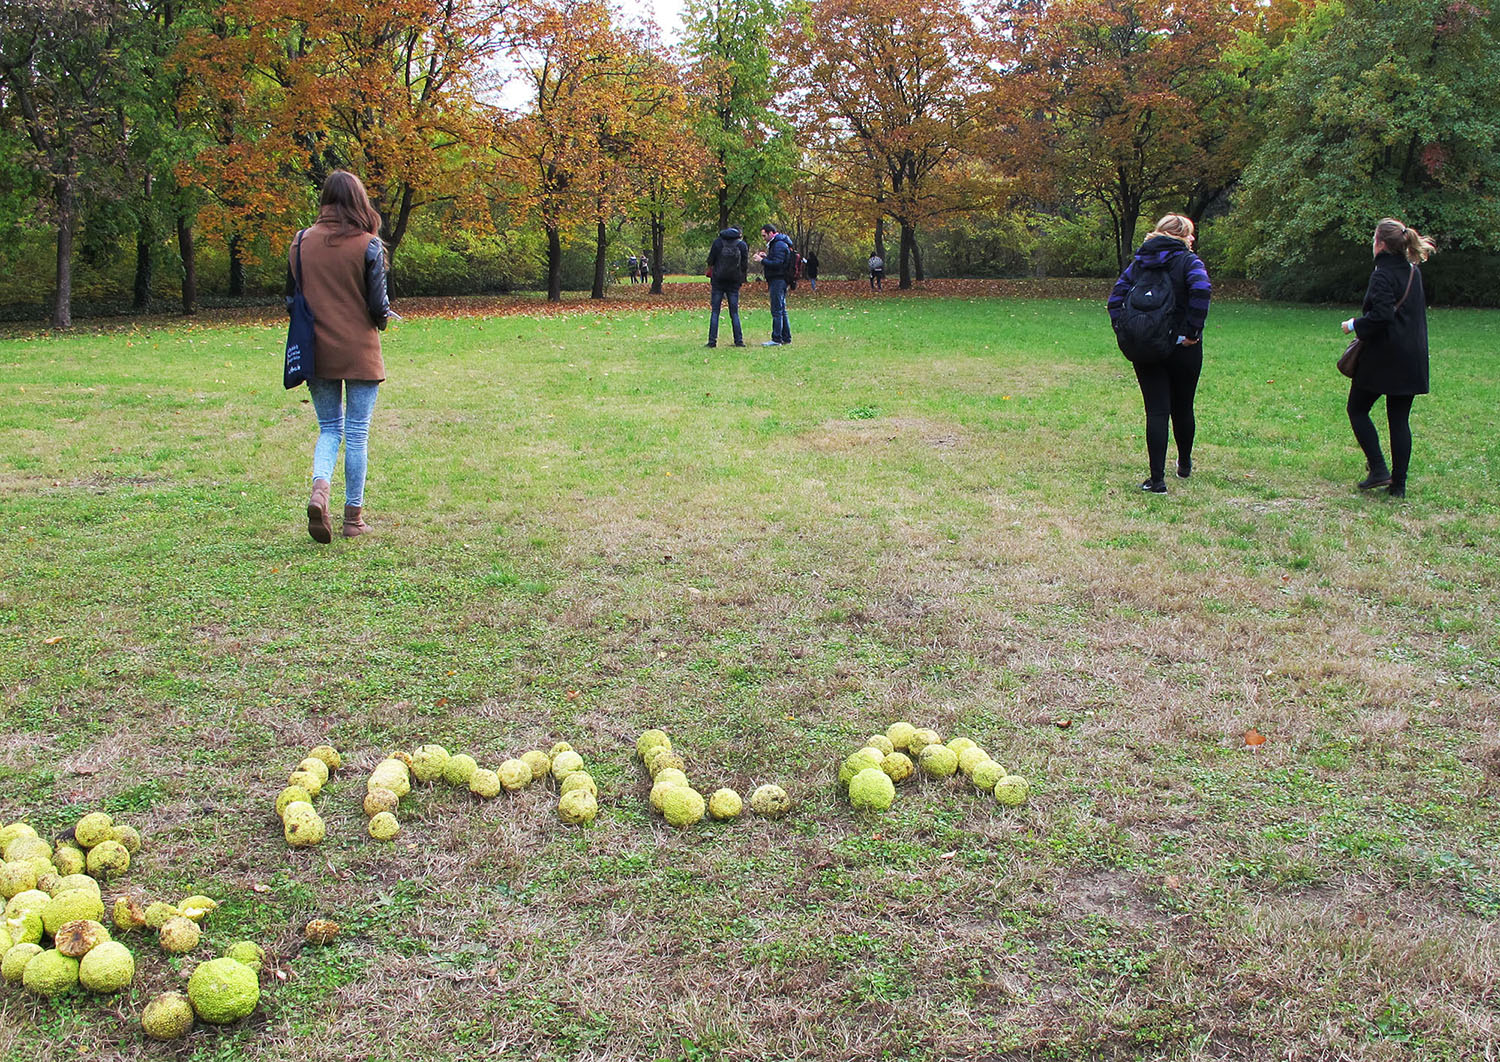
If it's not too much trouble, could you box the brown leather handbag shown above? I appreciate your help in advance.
[1340,267,1415,378]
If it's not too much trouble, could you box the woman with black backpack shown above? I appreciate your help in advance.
[705,226,749,347]
[1107,214,1213,494]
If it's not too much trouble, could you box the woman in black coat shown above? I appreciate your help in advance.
[1340,217,1436,498]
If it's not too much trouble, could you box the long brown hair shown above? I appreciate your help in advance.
[317,170,383,244]
[1375,217,1436,263]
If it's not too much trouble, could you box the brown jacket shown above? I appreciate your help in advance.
[288,214,387,381]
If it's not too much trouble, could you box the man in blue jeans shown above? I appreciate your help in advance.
[754,223,793,347]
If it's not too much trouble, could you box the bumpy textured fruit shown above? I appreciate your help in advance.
[224,940,266,971]
[881,752,914,783]
[281,802,325,847]
[144,901,180,930]
[7,908,43,945]
[708,788,743,820]
[286,770,323,798]
[560,771,597,798]
[79,939,134,992]
[918,744,959,778]
[410,744,451,783]
[969,760,1006,791]
[442,754,479,787]
[0,823,38,850]
[652,768,689,789]
[660,786,706,828]
[6,889,48,918]
[86,840,131,879]
[550,750,584,781]
[111,825,142,854]
[51,845,85,876]
[548,741,574,758]
[142,991,195,1040]
[993,775,1030,806]
[0,926,9,954]
[368,813,400,841]
[187,956,260,1023]
[303,919,339,945]
[179,896,218,922]
[3,942,43,984]
[750,784,792,817]
[497,759,533,791]
[73,813,115,849]
[159,916,201,954]
[636,729,671,760]
[557,789,598,825]
[0,862,37,899]
[468,769,501,798]
[885,721,918,750]
[839,748,884,786]
[849,768,896,811]
[642,745,674,775]
[22,948,78,996]
[520,750,551,779]
[865,734,895,756]
[3,836,50,864]
[42,889,105,935]
[276,785,312,817]
[307,745,342,771]
[54,918,110,958]
[296,757,330,786]
[650,778,684,813]
[957,747,990,775]
[113,895,147,932]
[946,737,977,756]
[369,759,411,797]
[363,788,399,817]
[53,874,100,897]
[647,751,685,778]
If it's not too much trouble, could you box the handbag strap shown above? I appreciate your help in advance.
[1393,264,1416,311]
[293,229,306,294]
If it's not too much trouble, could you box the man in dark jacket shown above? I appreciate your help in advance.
[754,223,793,346]
[706,226,749,347]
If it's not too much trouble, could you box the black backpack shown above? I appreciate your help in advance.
[712,239,746,286]
[1115,254,1189,364]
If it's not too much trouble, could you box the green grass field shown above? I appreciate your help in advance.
[1,293,1498,1060]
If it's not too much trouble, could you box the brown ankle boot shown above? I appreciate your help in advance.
[306,479,332,543]
[342,504,369,538]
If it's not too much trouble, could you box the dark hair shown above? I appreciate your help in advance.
[761,223,778,234]
[319,170,384,244]
[1375,217,1436,263]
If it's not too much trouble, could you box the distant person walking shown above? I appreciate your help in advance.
[706,226,749,348]
[1107,213,1212,494]
[805,251,820,293]
[753,223,794,347]
[627,253,640,284]
[286,170,390,542]
[868,253,884,290]
[1340,218,1435,498]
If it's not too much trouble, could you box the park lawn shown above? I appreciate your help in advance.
[0,294,1497,1060]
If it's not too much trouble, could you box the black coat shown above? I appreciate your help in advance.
[1352,252,1429,395]
[708,228,749,289]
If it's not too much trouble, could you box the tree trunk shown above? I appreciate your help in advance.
[717,183,729,232]
[898,219,914,290]
[590,220,607,299]
[547,225,562,302]
[177,213,197,315]
[133,225,154,311]
[51,168,76,329]
[873,216,886,261]
[650,214,665,295]
[912,235,924,283]
[228,233,245,297]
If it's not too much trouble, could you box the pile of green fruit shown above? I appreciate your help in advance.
[838,722,1031,811]
[636,729,790,827]
[275,745,342,847]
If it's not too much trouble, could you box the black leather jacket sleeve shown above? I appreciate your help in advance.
[365,238,389,329]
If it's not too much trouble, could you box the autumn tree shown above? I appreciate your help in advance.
[682,0,796,232]
[786,0,991,288]
[994,0,1254,270]
[0,0,127,328]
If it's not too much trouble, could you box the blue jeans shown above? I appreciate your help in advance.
[307,377,379,506]
[768,278,790,343]
[709,285,742,344]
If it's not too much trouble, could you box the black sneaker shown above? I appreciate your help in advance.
[1176,458,1191,479]
[705,342,716,348]
[1386,484,1406,498]
[1140,478,1168,494]
[1358,471,1393,490]
[733,341,746,347]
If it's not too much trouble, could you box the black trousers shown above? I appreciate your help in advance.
[1347,386,1414,488]
[1133,343,1202,481]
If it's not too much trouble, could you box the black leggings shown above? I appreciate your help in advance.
[1133,344,1202,481]
[1347,386,1414,488]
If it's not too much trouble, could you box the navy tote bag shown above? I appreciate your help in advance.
[284,230,315,389]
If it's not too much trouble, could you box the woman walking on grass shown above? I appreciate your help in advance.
[1340,218,1435,499]
[1108,213,1212,494]
[287,170,390,542]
